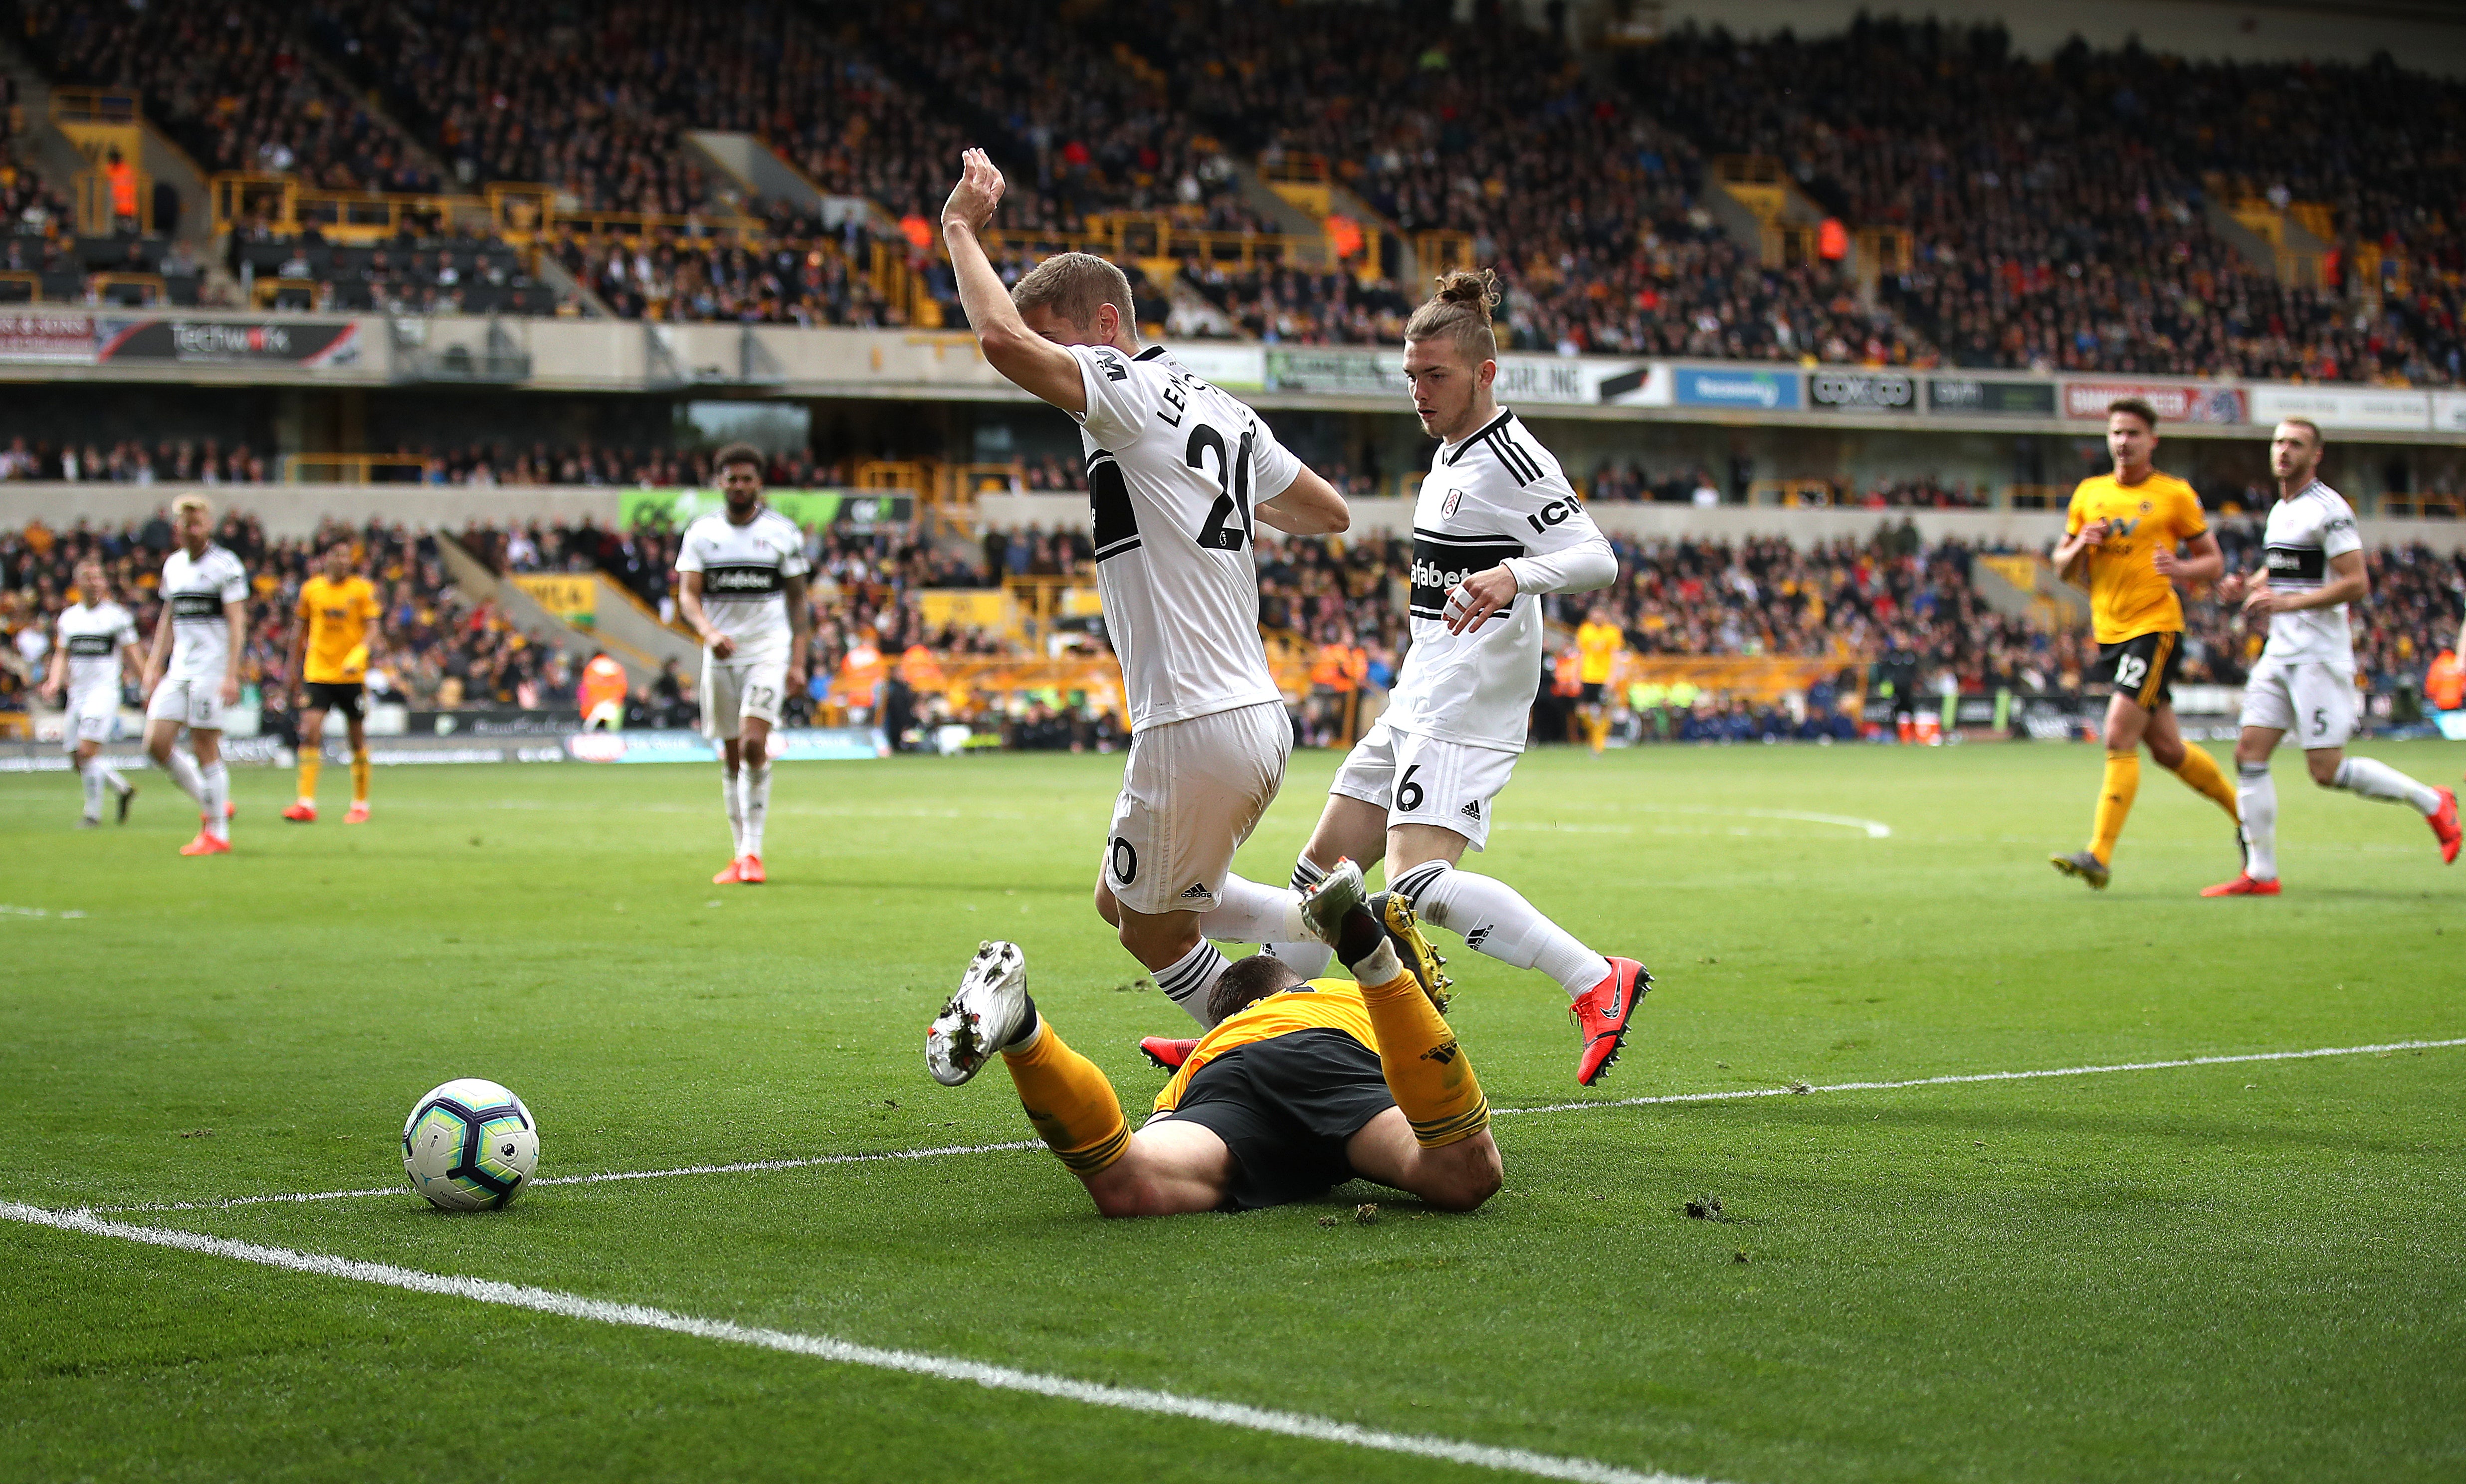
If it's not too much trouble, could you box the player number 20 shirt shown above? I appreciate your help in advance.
[160,544,248,679]
[1069,344,1303,730]
[675,508,810,665]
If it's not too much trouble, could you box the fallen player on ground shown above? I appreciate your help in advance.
[924,864,1499,1215]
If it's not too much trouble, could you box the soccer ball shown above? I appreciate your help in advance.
[402,1078,539,1211]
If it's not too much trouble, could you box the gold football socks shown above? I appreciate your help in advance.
[296,753,320,805]
[1000,1021,1130,1176]
[2089,748,2141,865]
[2169,744,2238,822]
[1358,968,1489,1148]
[351,748,372,805]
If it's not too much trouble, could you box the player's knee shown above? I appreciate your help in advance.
[1079,1163,1155,1219]
[2148,737,2185,769]
[2307,755,2343,787]
[1420,1137,1503,1212]
[1092,879,1121,928]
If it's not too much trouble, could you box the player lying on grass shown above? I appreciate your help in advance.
[924,865,1499,1216]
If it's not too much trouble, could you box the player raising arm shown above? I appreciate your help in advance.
[675,444,811,886]
[141,494,246,856]
[40,556,142,826]
[2201,418,2458,895]
[925,866,1498,1217]
[282,541,384,824]
[2047,398,2241,889]
[942,146,1350,1026]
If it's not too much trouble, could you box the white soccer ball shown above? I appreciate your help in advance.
[402,1078,539,1211]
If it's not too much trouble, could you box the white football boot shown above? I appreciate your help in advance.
[926,940,1030,1087]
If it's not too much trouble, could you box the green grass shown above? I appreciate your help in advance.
[3,740,2463,1483]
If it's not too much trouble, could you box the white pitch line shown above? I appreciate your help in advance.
[85,1140,1044,1215]
[71,1035,2466,1217]
[1491,1036,2466,1117]
[0,1201,1710,1484]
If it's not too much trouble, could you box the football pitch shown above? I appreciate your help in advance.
[3,740,2462,1483]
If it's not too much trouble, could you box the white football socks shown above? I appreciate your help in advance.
[1389,860,1611,1000]
[1260,855,1335,979]
[1155,939,1232,1028]
[2237,761,2278,881]
[161,746,204,806]
[721,768,745,857]
[80,759,104,822]
[742,760,772,858]
[199,761,229,842]
[1199,872,1310,945]
[2332,756,2442,815]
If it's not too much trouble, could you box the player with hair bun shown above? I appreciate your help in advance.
[1198,268,1654,1087]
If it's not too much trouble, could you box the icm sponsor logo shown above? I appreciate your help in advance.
[1809,371,1915,411]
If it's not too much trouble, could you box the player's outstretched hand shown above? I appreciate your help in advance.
[942,148,1007,237]
[2216,571,2248,604]
[1444,565,1520,635]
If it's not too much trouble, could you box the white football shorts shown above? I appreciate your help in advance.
[1329,720,1519,852]
[701,651,788,742]
[144,674,224,732]
[1101,699,1290,916]
[2240,656,2358,750]
[64,684,121,747]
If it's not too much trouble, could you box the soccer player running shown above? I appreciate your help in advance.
[2048,398,2242,889]
[926,867,1498,1217]
[40,556,142,827]
[940,147,1349,1023]
[282,541,384,824]
[1209,271,1647,1087]
[2202,418,2459,895]
[674,443,811,885]
[141,493,246,856]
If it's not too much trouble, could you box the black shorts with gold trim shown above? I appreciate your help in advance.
[2092,631,2182,710]
[303,681,366,720]
[1156,1029,1395,1210]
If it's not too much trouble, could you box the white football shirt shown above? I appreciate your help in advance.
[1386,409,1616,753]
[160,545,248,679]
[2259,479,2363,664]
[674,507,810,664]
[57,600,139,698]
[1068,343,1302,729]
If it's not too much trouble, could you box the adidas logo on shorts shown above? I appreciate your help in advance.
[1459,800,1482,820]
[1180,883,1210,901]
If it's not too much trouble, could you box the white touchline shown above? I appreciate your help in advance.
[0,1202,1715,1484]
[72,1035,2466,1216]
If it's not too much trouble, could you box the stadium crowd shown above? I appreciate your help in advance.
[6,503,2463,746]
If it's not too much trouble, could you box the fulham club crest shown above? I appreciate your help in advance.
[1439,487,1463,519]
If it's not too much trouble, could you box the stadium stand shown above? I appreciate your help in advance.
[1620,19,2466,383]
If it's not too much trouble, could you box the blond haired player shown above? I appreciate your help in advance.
[283,540,383,824]
[1195,271,1645,1088]
[2202,418,2459,895]
[2048,398,2240,889]
[40,555,142,826]
[141,493,246,856]
[940,147,1349,1026]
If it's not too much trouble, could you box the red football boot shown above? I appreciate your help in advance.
[737,854,765,884]
[2200,874,2282,898]
[282,801,316,823]
[179,826,230,856]
[711,857,744,885]
[1569,957,1651,1086]
[2431,788,2460,865]
[1139,1037,1200,1071]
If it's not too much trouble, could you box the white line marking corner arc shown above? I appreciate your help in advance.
[0,1201,1714,1484]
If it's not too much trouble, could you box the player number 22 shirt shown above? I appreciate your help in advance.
[675,508,810,665]
[1069,344,1304,730]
